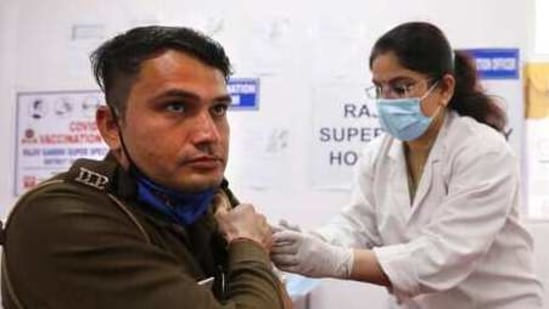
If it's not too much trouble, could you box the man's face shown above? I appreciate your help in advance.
[119,49,230,192]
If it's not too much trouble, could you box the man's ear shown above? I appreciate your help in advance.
[96,105,121,151]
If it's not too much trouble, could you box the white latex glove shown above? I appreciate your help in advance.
[270,219,302,234]
[278,219,301,232]
[271,228,354,279]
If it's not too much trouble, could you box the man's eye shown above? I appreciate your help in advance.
[166,102,186,113]
[211,103,229,117]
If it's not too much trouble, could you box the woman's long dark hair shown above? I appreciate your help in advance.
[369,22,506,132]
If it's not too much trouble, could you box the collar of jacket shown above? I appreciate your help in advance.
[64,153,236,228]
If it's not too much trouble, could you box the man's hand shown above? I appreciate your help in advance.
[215,204,272,251]
[271,228,354,279]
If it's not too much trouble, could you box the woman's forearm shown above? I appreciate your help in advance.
[349,249,392,287]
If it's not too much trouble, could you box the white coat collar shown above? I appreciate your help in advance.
[384,110,456,212]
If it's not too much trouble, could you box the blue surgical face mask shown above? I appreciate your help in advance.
[376,82,439,141]
[131,166,217,226]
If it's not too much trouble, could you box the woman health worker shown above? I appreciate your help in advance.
[271,22,543,308]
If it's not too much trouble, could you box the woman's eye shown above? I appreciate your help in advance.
[392,85,408,96]
[211,103,229,116]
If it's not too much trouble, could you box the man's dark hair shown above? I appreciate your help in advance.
[90,25,232,117]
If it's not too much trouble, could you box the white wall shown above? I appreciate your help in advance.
[0,0,535,223]
[0,0,542,308]
[0,0,19,219]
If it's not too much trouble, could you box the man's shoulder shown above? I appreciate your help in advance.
[64,155,120,192]
[3,155,150,250]
[8,156,124,226]
[29,156,115,195]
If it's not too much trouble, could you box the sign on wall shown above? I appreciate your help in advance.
[311,84,383,190]
[460,48,520,80]
[524,63,549,218]
[228,78,260,110]
[459,48,522,172]
[15,90,109,195]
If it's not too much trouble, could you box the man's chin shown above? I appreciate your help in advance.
[177,175,223,193]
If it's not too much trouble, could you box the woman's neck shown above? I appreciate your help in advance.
[405,109,446,153]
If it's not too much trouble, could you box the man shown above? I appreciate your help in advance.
[2,26,288,308]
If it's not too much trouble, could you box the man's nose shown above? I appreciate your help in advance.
[192,110,221,143]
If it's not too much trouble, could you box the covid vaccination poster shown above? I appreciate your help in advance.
[14,90,109,195]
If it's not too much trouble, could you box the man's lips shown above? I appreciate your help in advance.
[184,156,223,168]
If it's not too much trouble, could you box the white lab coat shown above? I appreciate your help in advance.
[316,111,543,308]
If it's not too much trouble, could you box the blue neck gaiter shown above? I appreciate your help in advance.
[133,169,216,226]
[110,107,216,226]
